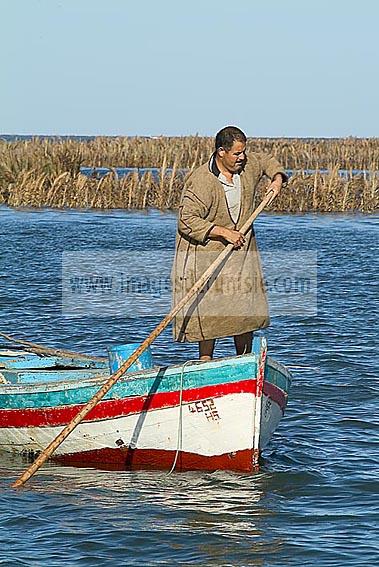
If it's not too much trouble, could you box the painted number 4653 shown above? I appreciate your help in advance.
[188,398,220,422]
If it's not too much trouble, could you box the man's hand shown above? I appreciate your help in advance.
[209,226,245,249]
[265,173,283,205]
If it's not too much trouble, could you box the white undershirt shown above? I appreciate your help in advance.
[218,172,241,224]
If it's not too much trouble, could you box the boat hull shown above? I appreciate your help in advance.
[0,348,291,473]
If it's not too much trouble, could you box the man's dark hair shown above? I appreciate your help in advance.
[215,126,247,151]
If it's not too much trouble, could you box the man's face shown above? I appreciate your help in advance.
[218,140,247,174]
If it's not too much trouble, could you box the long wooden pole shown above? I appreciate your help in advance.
[12,190,275,488]
[0,331,105,362]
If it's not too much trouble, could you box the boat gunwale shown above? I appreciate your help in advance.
[266,356,292,383]
[0,353,260,393]
[0,353,292,396]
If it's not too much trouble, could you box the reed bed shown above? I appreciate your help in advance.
[0,137,378,212]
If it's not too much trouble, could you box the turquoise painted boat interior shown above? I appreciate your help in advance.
[0,337,291,410]
[0,350,107,371]
[0,354,261,410]
[0,368,108,385]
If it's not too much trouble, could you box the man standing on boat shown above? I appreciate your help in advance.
[171,126,287,360]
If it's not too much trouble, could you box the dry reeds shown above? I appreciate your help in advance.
[0,137,378,212]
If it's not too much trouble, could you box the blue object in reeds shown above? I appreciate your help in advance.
[107,343,154,374]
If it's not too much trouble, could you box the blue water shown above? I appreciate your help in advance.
[80,166,378,180]
[0,208,378,566]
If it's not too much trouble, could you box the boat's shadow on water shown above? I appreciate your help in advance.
[3,454,286,565]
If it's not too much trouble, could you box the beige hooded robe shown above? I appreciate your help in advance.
[172,152,287,342]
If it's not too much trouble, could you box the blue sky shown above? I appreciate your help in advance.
[2,0,378,137]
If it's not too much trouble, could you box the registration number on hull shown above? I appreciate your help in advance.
[188,398,220,422]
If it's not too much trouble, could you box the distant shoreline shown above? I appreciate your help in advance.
[1,137,377,213]
[2,134,378,142]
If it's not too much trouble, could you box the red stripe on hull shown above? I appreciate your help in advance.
[53,447,257,473]
[0,379,256,428]
[263,382,286,411]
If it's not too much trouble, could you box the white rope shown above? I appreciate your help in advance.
[166,360,193,475]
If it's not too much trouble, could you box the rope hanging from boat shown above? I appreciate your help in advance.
[0,331,106,362]
[166,360,193,475]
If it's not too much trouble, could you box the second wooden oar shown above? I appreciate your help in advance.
[12,189,276,488]
[0,331,105,362]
